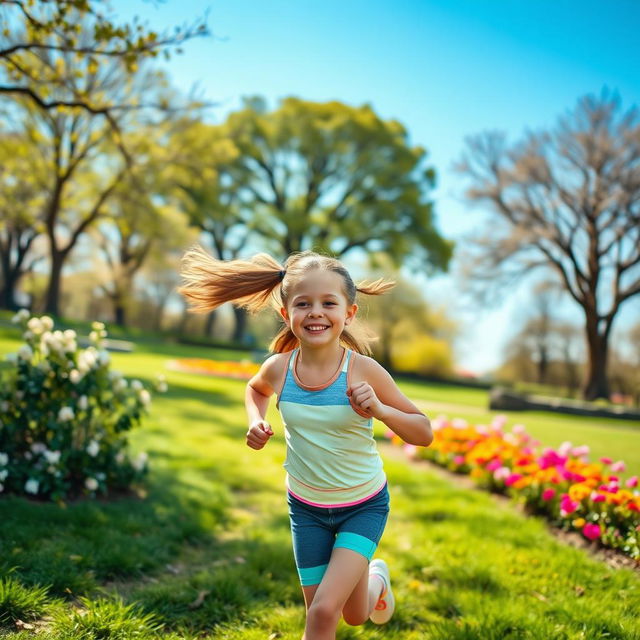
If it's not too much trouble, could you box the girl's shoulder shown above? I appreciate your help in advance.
[258,350,294,391]
[349,351,397,391]
[349,351,386,379]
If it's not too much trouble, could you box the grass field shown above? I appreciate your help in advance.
[0,328,639,639]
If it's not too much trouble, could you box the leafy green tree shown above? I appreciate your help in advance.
[222,96,452,272]
[455,89,640,400]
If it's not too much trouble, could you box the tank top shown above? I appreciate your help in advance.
[276,347,386,507]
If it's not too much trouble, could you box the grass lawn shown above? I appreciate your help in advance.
[0,330,639,638]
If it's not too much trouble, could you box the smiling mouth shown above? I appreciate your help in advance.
[304,325,330,333]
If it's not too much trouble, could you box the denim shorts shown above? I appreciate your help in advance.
[287,483,390,586]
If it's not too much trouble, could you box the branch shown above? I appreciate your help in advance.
[0,85,134,167]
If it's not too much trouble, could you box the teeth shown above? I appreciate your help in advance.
[306,326,328,330]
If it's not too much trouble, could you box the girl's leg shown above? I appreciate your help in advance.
[302,546,370,640]
[341,564,384,626]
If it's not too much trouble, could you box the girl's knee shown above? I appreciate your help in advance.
[342,609,369,627]
[307,600,341,630]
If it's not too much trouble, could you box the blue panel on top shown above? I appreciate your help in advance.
[280,371,351,406]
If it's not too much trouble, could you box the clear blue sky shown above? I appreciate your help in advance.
[112,0,640,373]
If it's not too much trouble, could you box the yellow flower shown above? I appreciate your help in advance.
[572,517,586,528]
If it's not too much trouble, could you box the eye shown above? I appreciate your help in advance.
[295,302,308,307]
[324,302,336,306]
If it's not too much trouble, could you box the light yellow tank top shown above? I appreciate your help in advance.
[276,348,386,507]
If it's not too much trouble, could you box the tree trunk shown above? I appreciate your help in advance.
[204,310,217,337]
[0,279,18,311]
[44,251,64,316]
[537,346,548,385]
[583,323,610,400]
[232,306,248,343]
[114,302,126,327]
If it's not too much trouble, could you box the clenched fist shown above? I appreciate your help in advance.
[246,419,274,450]
[347,381,385,420]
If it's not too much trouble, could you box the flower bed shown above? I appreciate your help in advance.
[0,312,167,501]
[386,415,640,561]
[166,358,260,380]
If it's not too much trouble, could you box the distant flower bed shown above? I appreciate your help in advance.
[387,415,640,561]
[166,358,260,380]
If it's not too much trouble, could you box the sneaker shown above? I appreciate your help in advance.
[369,558,395,624]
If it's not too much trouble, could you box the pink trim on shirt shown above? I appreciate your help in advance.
[288,480,387,508]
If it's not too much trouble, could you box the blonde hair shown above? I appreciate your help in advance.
[177,244,395,355]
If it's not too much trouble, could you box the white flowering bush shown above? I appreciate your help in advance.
[0,310,168,501]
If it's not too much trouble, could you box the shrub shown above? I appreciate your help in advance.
[0,311,167,501]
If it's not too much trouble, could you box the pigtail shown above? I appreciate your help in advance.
[177,244,284,314]
[355,277,396,296]
[269,326,298,353]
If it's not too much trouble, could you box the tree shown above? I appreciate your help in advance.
[5,43,189,316]
[92,157,193,327]
[0,0,207,134]
[218,96,452,270]
[172,97,453,340]
[455,88,640,400]
[164,118,254,340]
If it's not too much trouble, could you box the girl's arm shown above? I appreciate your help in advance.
[245,355,282,450]
[348,357,433,447]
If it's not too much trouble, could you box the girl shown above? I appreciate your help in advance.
[178,245,433,640]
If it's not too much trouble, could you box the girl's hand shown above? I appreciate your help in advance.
[246,420,274,450]
[347,381,386,420]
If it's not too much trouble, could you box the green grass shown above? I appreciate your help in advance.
[0,329,639,638]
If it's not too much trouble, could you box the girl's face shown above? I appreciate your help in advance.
[280,269,357,347]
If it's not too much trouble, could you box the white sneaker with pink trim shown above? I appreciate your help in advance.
[369,558,395,624]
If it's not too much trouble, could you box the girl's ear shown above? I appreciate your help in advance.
[344,303,358,326]
[279,306,290,325]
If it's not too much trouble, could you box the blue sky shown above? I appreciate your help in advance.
[111,0,640,372]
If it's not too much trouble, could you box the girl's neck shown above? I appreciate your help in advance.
[297,343,344,369]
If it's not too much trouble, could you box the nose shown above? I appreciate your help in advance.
[307,303,324,316]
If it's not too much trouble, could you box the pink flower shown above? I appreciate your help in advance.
[403,444,417,459]
[600,457,612,465]
[560,494,579,516]
[384,429,396,440]
[505,473,523,487]
[607,482,619,493]
[493,467,511,481]
[542,488,556,501]
[571,445,590,458]
[491,415,508,429]
[558,441,573,456]
[486,459,502,472]
[626,476,638,489]
[582,523,601,540]
[453,455,465,465]
[610,460,626,473]
[512,424,527,435]
[590,491,606,503]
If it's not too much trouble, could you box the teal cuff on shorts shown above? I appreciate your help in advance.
[333,531,377,561]
[298,563,329,586]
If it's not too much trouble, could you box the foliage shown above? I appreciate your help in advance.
[168,97,453,272]
[0,0,208,115]
[0,311,167,501]
[391,334,454,378]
